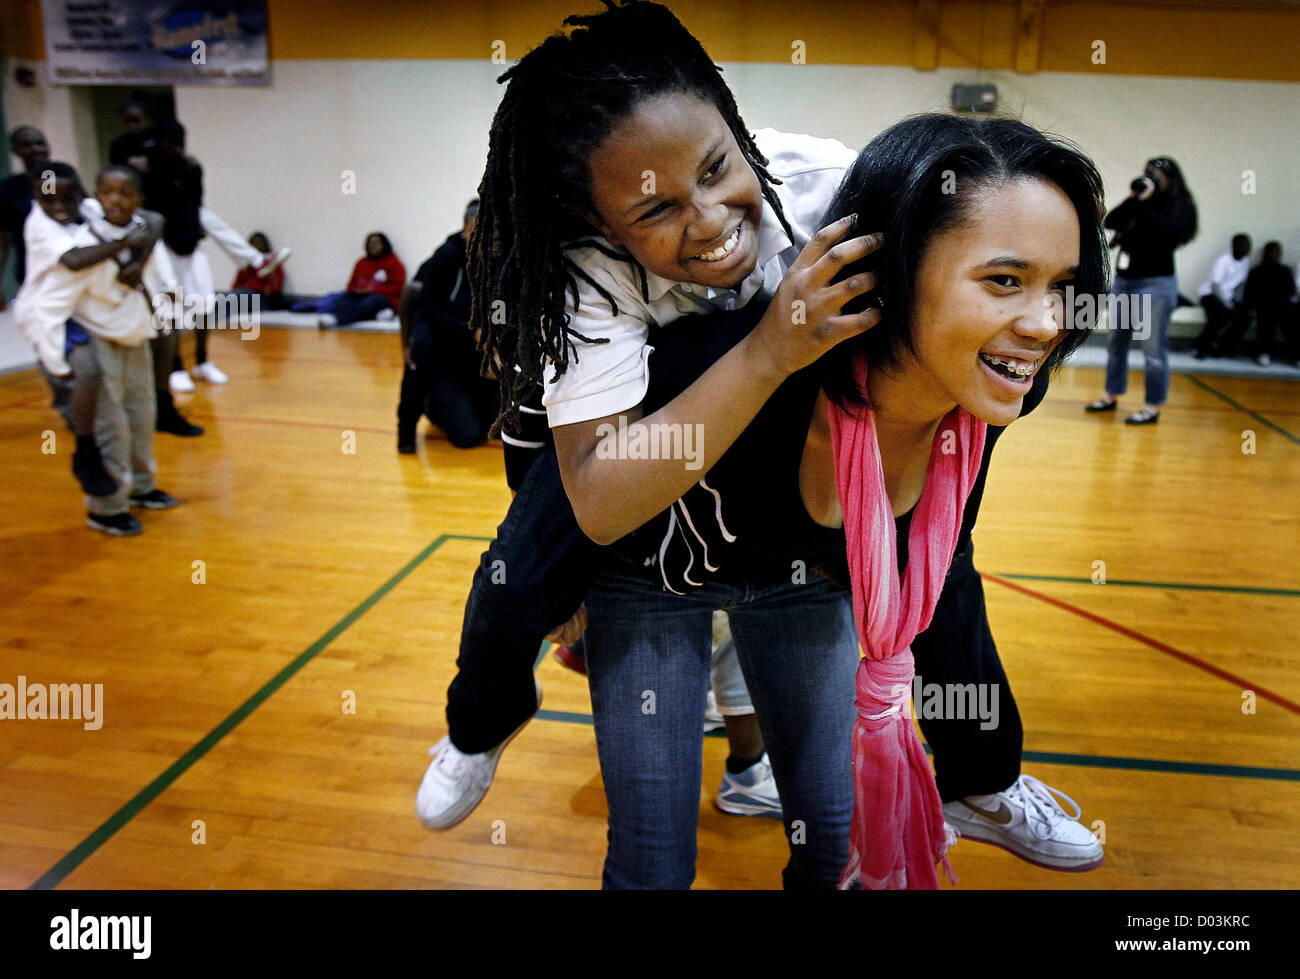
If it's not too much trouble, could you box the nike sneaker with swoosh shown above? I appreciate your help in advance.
[417,680,542,830]
[942,774,1104,871]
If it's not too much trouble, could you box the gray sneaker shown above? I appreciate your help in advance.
[87,511,143,536]
[130,489,179,510]
[715,752,783,819]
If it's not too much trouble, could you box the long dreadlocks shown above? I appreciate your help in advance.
[469,0,794,435]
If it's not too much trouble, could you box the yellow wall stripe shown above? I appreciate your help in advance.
[2,1,1297,83]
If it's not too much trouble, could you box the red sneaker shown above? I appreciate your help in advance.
[552,645,587,676]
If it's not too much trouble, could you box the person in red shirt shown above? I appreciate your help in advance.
[227,231,288,308]
[318,232,406,327]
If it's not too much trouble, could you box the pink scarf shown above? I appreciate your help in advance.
[829,353,986,889]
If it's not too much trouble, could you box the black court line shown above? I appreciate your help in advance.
[1185,374,1300,446]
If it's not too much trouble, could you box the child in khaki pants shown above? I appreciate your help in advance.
[25,164,181,535]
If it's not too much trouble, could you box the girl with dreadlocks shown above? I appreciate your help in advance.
[418,0,878,887]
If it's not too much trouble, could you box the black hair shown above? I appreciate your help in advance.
[249,231,271,249]
[9,125,44,147]
[470,0,793,433]
[119,96,154,117]
[1232,233,1251,249]
[97,163,142,192]
[464,198,480,219]
[365,232,393,258]
[1262,240,1282,260]
[819,113,1109,408]
[32,161,85,199]
[1144,156,1197,245]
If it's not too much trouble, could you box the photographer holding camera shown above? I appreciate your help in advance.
[1086,157,1197,425]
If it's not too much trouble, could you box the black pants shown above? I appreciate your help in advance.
[445,445,603,752]
[1251,303,1298,359]
[397,320,498,448]
[444,447,1024,799]
[1196,295,1250,356]
[912,543,1023,801]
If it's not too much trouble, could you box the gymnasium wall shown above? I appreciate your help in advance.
[2,0,1299,296]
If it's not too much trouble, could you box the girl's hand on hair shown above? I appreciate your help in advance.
[753,215,883,378]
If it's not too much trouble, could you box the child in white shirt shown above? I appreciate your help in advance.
[26,164,181,535]
[1194,232,1251,358]
[14,161,159,496]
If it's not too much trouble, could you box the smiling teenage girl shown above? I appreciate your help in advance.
[808,114,1107,887]
[419,0,876,855]
[556,109,1106,888]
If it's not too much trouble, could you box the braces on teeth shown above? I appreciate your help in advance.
[982,355,1037,377]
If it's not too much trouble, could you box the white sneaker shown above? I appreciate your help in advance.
[375,308,395,321]
[255,247,292,279]
[942,774,1104,872]
[1256,353,1272,367]
[169,369,195,393]
[192,361,228,384]
[318,313,338,328]
[416,681,541,831]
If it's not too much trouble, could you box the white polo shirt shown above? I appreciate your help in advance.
[1197,252,1250,306]
[61,215,174,347]
[541,128,856,428]
[15,204,176,372]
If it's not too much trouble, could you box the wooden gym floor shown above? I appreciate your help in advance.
[0,325,1296,890]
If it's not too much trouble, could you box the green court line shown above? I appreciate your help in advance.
[1186,374,1300,446]
[32,525,1298,889]
[533,709,1299,782]
[1015,749,1300,782]
[30,534,456,891]
[997,573,1300,598]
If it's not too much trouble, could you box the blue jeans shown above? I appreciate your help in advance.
[583,555,859,889]
[329,292,392,325]
[1104,274,1178,405]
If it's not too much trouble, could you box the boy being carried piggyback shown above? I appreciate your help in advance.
[17,163,183,536]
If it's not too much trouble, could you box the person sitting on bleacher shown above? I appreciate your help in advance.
[1243,241,1298,367]
[1193,232,1250,360]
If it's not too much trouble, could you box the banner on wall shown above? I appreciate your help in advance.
[42,1,269,86]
